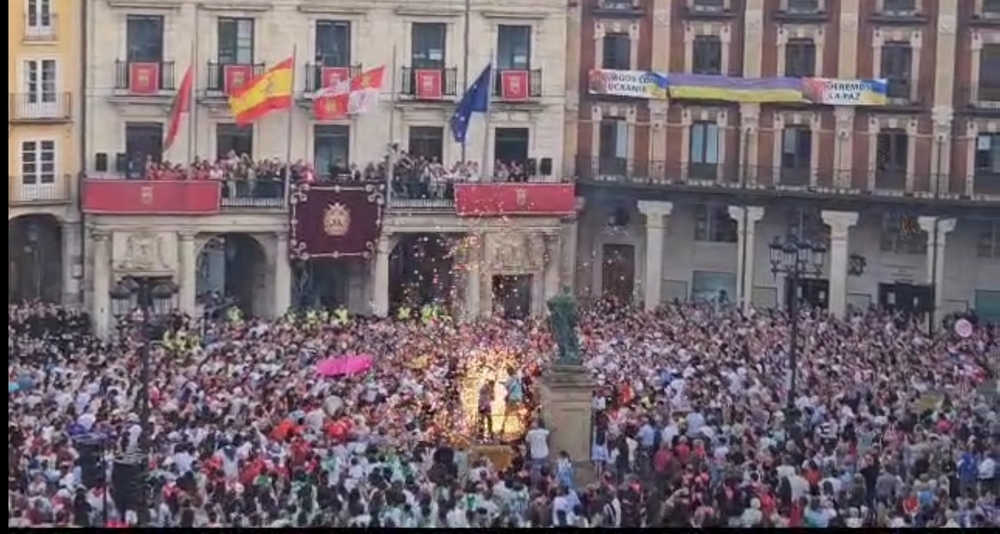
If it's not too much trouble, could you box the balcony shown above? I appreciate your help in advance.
[204,62,267,98]
[389,181,456,211]
[590,0,645,17]
[868,2,929,24]
[23,14,58,42]
[9,175,73,205]
[492,69,543,102]
[682,0,738,20]
[975,172,1000,196]
[220,180,286,209]
[302,63,363,94]
[110,60,177,103]
[82,179,221,215]
[962,85,1000,115]
[772,0,830,23]
[400,67,459,100]
[970,0,1000,26]
[9,93,72,123]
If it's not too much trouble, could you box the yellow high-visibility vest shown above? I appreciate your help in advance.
[397,306,411,320]
[335,307,349,324]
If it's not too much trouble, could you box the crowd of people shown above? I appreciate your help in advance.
[9,297,998,528]
[117,150,543,204]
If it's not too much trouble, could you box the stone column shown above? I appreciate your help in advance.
[273,232,292,317]
[559,198,584,294]
[543,233,561,303]
[728,206,766,309]
[636,200,672,311]
[91,231,112,338]
[821,210,859,317]
[372,234,392,317]
[178,233,198,317]
[918,216,957,311]
[464,233,483,320]
[61,222,81,306]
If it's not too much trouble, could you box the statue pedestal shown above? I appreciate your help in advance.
[538,364,594,483]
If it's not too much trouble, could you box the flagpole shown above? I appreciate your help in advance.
[386,45,398,204]
[481,48,494,180]
[460,0,471,162]
[284,45,297,206]
[187,30,199,161]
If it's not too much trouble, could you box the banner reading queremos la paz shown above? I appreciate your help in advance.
[289,182,385,261]
[588,69,668,99]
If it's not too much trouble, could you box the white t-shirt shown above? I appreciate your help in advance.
[525,428,550,460]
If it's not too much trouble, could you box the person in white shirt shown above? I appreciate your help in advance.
[525,421,550,479]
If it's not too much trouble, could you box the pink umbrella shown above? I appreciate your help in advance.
[315,354,374,378]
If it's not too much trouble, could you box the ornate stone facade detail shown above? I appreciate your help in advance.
[113,231,177,275]
[488,233,545,273]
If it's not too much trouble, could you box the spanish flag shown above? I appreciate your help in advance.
[228,57,294,125]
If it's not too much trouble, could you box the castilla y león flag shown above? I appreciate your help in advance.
[313,66,386,121]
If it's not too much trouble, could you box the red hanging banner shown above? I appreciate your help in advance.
[129,62,160,95]
[224,64,253,95]
[500,70,530,101]
[415,69,443,99]
[321,67,350,91]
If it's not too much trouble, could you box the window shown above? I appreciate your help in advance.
[216,123,254,159]
[598,119,629,175]
[314,125,350,177]
[218,18,255,64]
[689,122,719,179]
[876,129,907,189]
[125,122,164,167]
[784,39,816,78]
[880,213,926,254]
[978,44,1000,101]
[411,23,446,68]
[781,126,812,185]
[692,36,722,74]
[694,205,737,243]
[498,25,531,70]
[23,59,57,105]
[494,128,530,165]
[408,126,444,161]
[978,221,999,258]
[975,134,1000,174]
[601,33,631,70]
[880,42,912,100]
[20,140,56,185]
[126,15,164,62]
[787,210,828,244]
[985,0,1000,17]
[882,0,916,13]
[26,0,53,36]
[316,21,351,67]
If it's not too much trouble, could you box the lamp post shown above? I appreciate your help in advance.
[769,235,826,421]
[109,277,177,525]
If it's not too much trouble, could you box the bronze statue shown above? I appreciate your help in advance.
[547,288,581,365]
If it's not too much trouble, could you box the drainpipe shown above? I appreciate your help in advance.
[927,137,944,334]
[77,0,91,307]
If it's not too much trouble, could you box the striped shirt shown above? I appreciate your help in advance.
[603,499,622,527]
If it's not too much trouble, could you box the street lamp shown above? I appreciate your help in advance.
[109,277,177,525]
[769,235,826,420]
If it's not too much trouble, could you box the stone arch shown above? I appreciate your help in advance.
[389,233,456,309]
[195,232,269,317]
[9,214,63,302]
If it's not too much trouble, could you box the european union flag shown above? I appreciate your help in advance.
[450,64,492,144]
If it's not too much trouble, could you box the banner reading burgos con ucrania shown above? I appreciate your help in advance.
[588,69,668,99]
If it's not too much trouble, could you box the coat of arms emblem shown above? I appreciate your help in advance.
[140,186,154,205]
[323,203,351,236]
[514,188,528,209]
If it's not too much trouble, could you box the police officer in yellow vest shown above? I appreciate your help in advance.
[227,306,243,325]
[306,309,319,326]
[397,305,412,321]
[334,306,349,325]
